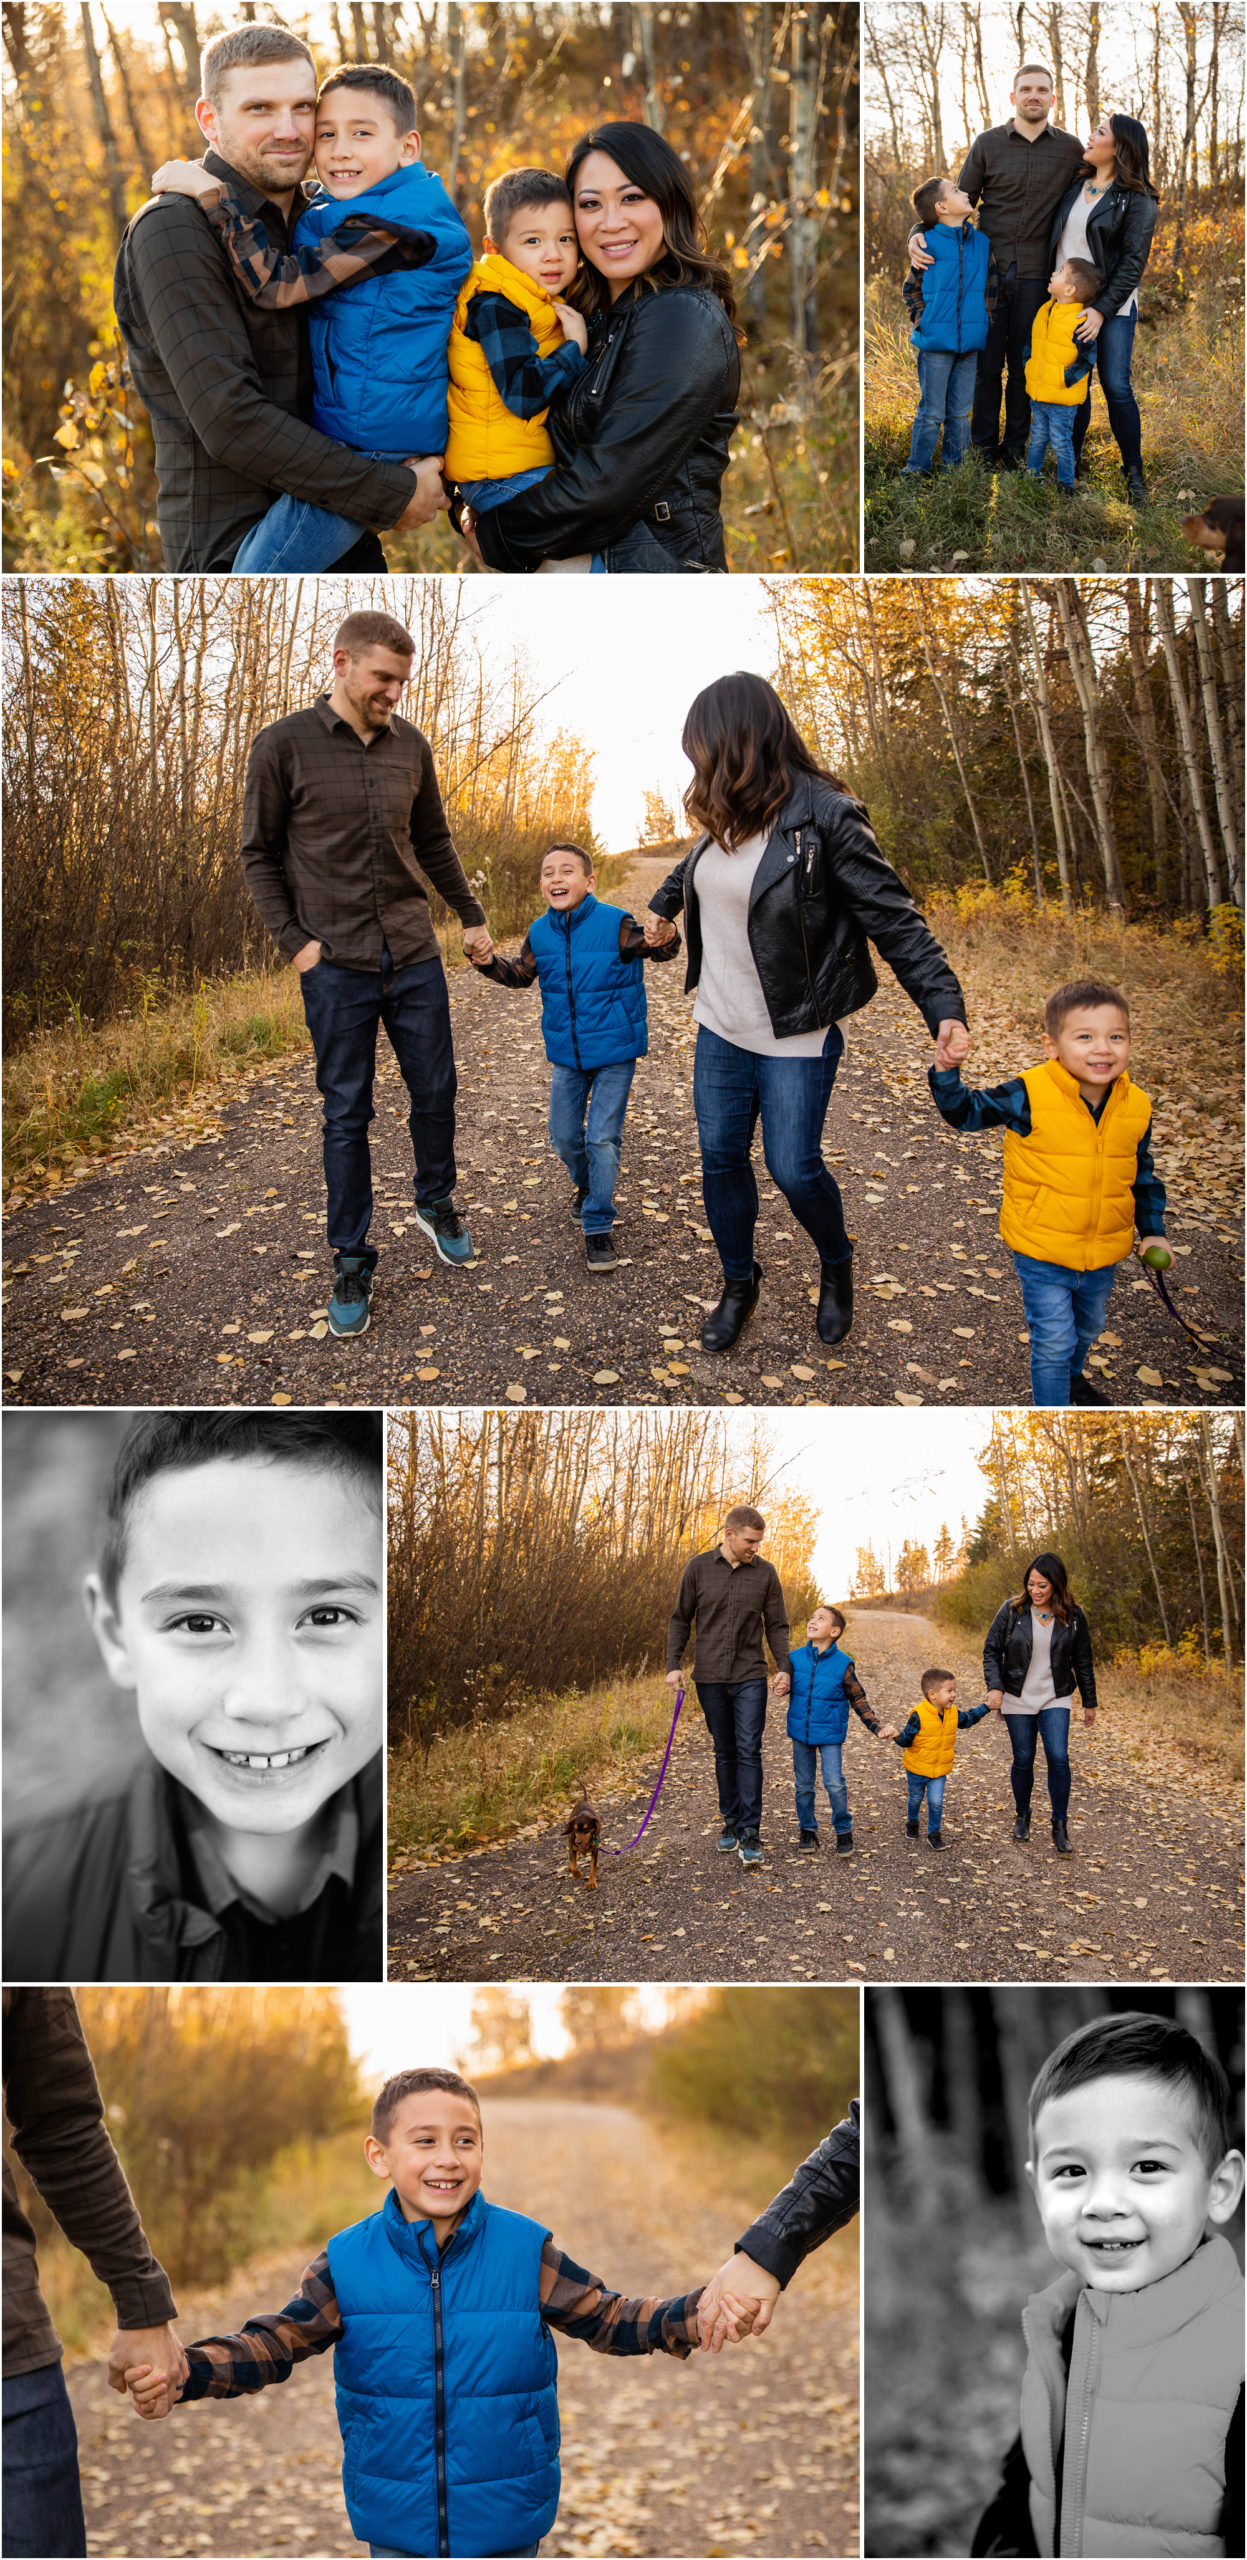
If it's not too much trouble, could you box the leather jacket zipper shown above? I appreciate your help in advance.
[431,2260,449,2558]
[794,829,824,1026]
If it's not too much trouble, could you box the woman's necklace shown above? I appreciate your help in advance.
[1085,172,1113,197]
[1035,1606,1053,1623]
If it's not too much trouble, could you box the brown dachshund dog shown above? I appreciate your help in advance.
[1182,497,1244,575]
[564,1798,601,1889]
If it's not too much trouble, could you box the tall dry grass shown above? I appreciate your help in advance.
[388,1671,693,1862]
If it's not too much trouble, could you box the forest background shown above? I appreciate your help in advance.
[0,0,859,573]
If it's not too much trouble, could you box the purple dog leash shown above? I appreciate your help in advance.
[613,1684,685,1853]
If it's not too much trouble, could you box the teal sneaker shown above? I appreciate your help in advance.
[716,1825,739,1854]
[327,1254,373,1339]
[737,1831,764,1870]
[414,1198,475,1267]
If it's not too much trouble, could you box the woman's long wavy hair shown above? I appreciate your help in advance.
[565,122,741,334]
[1010,1551,1077,1625]
[1080,112,1160,199]
[681,673,847,850]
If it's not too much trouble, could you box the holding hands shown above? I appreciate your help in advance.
[644,911,678,948]
[697,2251,782,2354]
[933,1017,971,1068]
[463,924,494,965]
[108,2321,188,2422]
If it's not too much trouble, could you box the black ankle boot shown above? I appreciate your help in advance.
[816,1256,853,1346]
[701,1261,761,1353]
[1052,1818,1072,1855]
[1012,1811,1031,1843]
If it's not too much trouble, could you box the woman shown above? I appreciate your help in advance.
[644,673,969,1353]
[1049,112,1160,505]
[466,123,741,573]
[983,1553,1098,1857]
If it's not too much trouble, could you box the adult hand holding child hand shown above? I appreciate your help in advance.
[698,2254,782,2353]
[933,1018,971,1068]
[463,925,494,964]
[644,913,678,947]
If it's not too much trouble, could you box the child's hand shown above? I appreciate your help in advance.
[553,299,588,354]
[151,158,221,201]
[1135,1236,1172,1270]
[463,925,494,965]
[878,1723,900,1740]
[644,912,677,947]
[698,2254,782,2352]
[124,2361,177,2420]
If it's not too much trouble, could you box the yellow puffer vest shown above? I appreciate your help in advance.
[902,1700,959,1779]
[1000,1061,1153,1272]
[1024,299,1092,405]
[445,253,563,480]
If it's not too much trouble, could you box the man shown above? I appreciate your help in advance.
[3,1989,186,2560]
[240,607,493,1340]
[666,1505,791,1871]
[697,2102,861,2351]
[909,65,1084,470]
[113,22,448,570]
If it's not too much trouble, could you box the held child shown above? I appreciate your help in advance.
[929,978,1168,1408]
[152,64,472,570]
[879,1668,989,1849]
[124,2067,714,2560]
[1,1412,384,1983]
[1024,257,1101,494]
[902,176,998,476]
[972,2010,1244,2559]
[783,1606,884,1859]
[471,843,679,1272]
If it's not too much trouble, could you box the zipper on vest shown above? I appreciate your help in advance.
[1060,2302,1100,2557]
[430,2261,450,2559]
[561,919,584,1069]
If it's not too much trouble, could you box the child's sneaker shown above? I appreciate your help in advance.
[905,1819,920,1840]
[716,1824,739,1854]
[1070,1371,1109,1405]
[585,1231,617,1272]
[835,1832,854,1856]
[569,1185,588,1222]
[927,1829,944,1849]
[798,1827,819,1854]
[327,1254,374,1339]
[414,1198,475,1266]
[737,1831,764,1869]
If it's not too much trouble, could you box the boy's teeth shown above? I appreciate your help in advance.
[220,1745,314,1770]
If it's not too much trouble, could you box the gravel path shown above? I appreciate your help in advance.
[388,1613,1243,1988]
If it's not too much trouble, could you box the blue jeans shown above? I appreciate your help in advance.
[692,1023,850,1283]
[792,1738,851,1836]
[1011,1252,1117,1404]
[1003,1705,1072,1822]
[696,1677,769,1834]
[548,1060,635,1232]
[904,348,978,472]
[460,468,604,570]
[1072,308,1142,477]
[233,445,413,573]
[906,1770,946,1834]
[300,952,457,1270]
[2,2363,86,2559]
[1027,401,1078,487]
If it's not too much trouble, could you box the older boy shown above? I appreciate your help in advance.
[902,176,997,475]
[1,1412,383,1983]
[929,978,1168,1407]
[1024,256,1101,493]
[783,1606,883,1857]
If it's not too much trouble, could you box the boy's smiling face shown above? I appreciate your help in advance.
[491,201,579,296]
[1028,2071,1244,2293]
[1048,260,1081,303]
[367,2089,485,2233]
[314,95,421,196]
[1043,1001,1131,1101]
[86,1456,382,1837]
[807,1608,840,1650]
[541,845,594,911]
[926,1676,957,1713]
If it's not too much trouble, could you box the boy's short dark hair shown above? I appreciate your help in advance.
[99,1411,383,1608]
[1045,977,1130,1036]
[484,167,574,246]
[372,2066,482,2143]
[725,1504,765,1533]
[543,841,594,876]
[1062,257,1103,302]
[920,1667,955,1696]
[201,25,314,109]
[1028,2009,1232,2170]
[911,176,951,229]
[334,609,415,660]
[318,63,418,135]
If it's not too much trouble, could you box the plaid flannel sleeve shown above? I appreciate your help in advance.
[891,1712,921,1749]
[197,188,437,310]
[618,914,681,964]
[464,292,587,420]
[929,1066,1032,1134]
[844,1664,880,1734]
[540,2239,701,2357]
[477,930,539,988]
[179,2251,341,2398]
[1133,1120,1167,1236]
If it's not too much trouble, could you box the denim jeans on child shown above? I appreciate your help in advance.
[547,1060,635,1233]
[1011,1251,1117,1404]
[2,2363,88,2559]
[792,1738,852,1838]
[232,446,414,574]
[696,1678,769,1836]
[904,348,978,473]
[906,1770,946,1834]
[299,951,457,1270]
[460,467,605,572]
[1026,400,1078,488]
[1072,308,1142,477]
[1003,1705,1072,1822]
[692,1023,850,1283]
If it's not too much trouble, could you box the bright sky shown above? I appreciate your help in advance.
[340,1984,678,2079]
[729,1404,992,1596]
[864,0,1215,154]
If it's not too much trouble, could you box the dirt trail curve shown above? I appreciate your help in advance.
[67,2097,858,2560]
[388,1613,1243,1989]
[4,862,1241,1411]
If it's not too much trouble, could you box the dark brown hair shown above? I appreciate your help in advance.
[724,1504,765,1533]
[543,841,594,876]
[682,672,846,850]
[485,166,572,244]
[1009,1552,1076,1625]
[1061,256,1103,302]
[334,609,416,659]
[1079,113,1160,201]
[565,123,740,334]
[371,2067,482,2144]
[911,176,952,227]
[1044,977,1129,1036]
[920,1668,956,1697]
[201,24,313,108]
[318,63,417,134]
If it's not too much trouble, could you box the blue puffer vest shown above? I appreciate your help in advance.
[785,1641,853,1746]
[910,220,992,355]
[529,895,648,1071]
[298,163,472,453]
[327,2186,560,2559]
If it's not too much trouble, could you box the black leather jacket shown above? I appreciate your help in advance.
[1047,175,1159,319]
[473,283,740,574]
[648,777,967,1040]
[983,1599,1098,1713]
[735,2101,859,2287]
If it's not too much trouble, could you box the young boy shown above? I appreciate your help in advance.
[1023,257,1101,494]
[879,1669,989,1849]
[123,2066,709,2558]
[784,1606,884,1858]
[973,2010,1244,2558]
[902,176,997,476]
[1,1412,383,1983]
[151,64,472,570]
[472,843,679,1272]
[929,978,1169,1408]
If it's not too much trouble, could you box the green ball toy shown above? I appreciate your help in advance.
[1141,1243,1173,1271]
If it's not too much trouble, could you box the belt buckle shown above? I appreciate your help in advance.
[653,500,671,522]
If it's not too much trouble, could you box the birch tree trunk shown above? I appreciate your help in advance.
[80,2,129,237]
[1153,580,1226,907]
[1053,580,1127,912]
[1186,579,1242,904]
[1021,583,1072,907]
[919,626,993,881]
[1124,580,1170,898]
[1120,1425,1172,1644]
[788,1,821,379]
